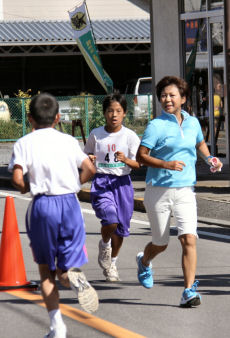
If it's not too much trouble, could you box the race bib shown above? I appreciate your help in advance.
[96,139,127,168]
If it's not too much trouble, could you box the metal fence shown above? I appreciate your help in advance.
[0,94,152,142]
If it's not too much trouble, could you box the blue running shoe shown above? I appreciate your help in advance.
[136,252,153,289]
[180,280,201,307]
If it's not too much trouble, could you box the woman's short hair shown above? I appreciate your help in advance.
[156,76,189,101]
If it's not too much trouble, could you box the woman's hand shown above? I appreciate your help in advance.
[207,157,223,172]
[136,145,186,171]
[164,160,186,171]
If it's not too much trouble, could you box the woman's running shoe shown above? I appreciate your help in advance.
[180,280,201,307]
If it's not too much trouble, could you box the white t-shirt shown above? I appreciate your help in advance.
[8,128,88,196]
[84,126,140,176]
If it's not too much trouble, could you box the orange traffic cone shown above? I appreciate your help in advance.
[0,196,38,291]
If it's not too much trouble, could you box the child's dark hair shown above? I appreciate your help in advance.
[156,76,189,101]
[29,93,59,126]
[103,91,127,113]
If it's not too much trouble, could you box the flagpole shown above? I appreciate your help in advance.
[84,0,97,45]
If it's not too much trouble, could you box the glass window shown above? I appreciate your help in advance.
[210,1,224,10]
[184,15,225,157]
[184,18,208,117]
[183,0,206,12]
[183,0,224,12]
[138,80,152,94]
[211,21,225,157]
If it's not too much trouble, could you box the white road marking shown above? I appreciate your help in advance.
[82,208,95,215]
[0,191,32,201]
[0,191,229,240]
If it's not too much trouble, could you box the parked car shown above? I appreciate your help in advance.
[58,100,81,121]
[125,77,152,118]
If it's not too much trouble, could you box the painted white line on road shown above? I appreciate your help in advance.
[82,208,95,215]
[0,191,32,201]
[131,219,150,225]
[0,192,229,241]
[82,208,150,225]
[82,208,230,240]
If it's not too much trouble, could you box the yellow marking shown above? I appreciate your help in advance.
[7,290,146,338]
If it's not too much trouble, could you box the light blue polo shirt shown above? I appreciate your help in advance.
[141,110,204,187]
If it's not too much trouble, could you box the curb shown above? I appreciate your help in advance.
[196,196,230,224]
[78,189,230,227]
[0,176,13,188]
[78,189,145,213]
[1,179,229,227]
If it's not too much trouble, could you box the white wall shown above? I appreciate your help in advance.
[0,0,3,20]
[2,0,149,21]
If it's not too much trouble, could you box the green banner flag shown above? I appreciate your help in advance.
[68,1,113,93]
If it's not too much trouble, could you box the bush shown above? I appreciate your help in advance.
[0,120,23,139]
[124,116,148,136]
[89,99,105,131]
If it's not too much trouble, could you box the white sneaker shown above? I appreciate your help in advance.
[67,268,99,313]
[103,264,121,282]
[98,239,111,270]
[44,325,66,338]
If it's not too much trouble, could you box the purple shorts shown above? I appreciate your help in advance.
[90,174,134,237]
[26,193,88,271]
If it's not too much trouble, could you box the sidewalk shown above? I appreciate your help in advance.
[78,176,230,226]
[0,142,230,225]
[78,160,230,225]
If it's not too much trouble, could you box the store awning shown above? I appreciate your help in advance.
[186,52,224,69]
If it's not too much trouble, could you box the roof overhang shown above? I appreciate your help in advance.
[0,19,151,56]
[0,19,150,46]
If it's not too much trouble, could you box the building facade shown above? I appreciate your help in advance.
[0,0,151,97]
[0,0,149,21]
[150,0,229,166]
[0,0,229,166]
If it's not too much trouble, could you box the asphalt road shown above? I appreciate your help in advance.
[0,189,230,338]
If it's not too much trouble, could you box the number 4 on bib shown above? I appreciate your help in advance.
[104,153,110,162]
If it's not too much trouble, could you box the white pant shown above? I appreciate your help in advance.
[144,185,197,246]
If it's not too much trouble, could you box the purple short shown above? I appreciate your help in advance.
[26,193,88,271]
[90,174,134,237]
